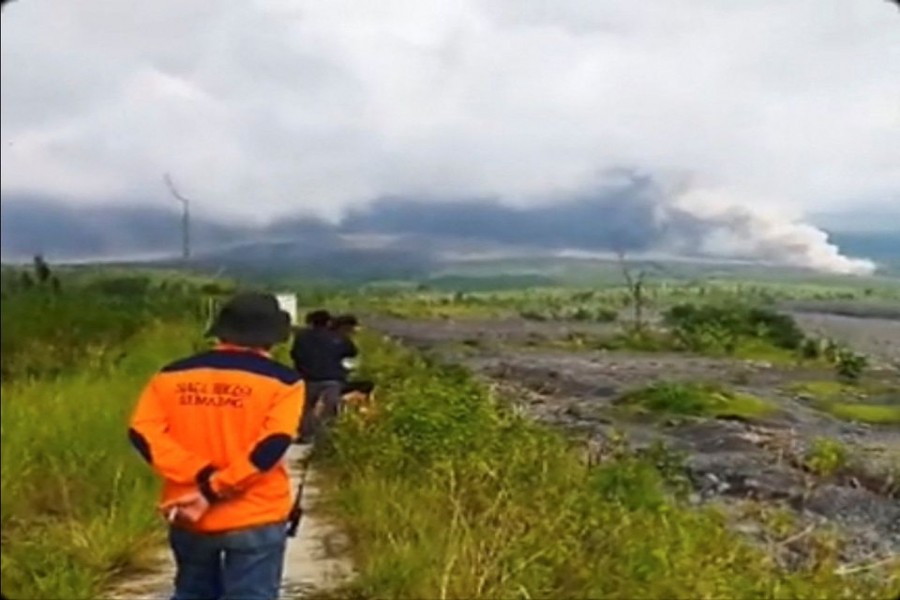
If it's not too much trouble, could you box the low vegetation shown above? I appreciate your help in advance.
[664,303,806,355]
[0,264,229,381]
[803,438,850,477]
[791,380,900,425]
[1,322,199,599]
[823,402,900,425]
[295,276,900,330]
[0,270,215,599]
[3,269,898,599]
[318,334,896,599]
[519,304,618,323]
[615,381,776,419]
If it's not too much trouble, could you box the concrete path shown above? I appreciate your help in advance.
[108,445,354,599]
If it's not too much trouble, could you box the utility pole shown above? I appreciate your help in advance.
[163,173,191,264]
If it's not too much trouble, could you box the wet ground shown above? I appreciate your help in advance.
[369,310,900,568]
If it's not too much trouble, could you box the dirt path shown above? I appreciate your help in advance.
[107,445,353,600]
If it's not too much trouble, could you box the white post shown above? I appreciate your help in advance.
[275,292,298,326]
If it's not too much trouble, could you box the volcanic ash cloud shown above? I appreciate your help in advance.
[670,189,877,276]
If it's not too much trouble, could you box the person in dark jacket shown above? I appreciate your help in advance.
[290,310,354,443]
[330,314,375,398]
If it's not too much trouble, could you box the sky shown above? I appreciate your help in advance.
[1,0,898,271]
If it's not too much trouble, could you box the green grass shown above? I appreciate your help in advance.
[614,381,777,419]
[790,380,900,425]
[823,403,900,425]
[316,335,896,599]
[792,380,858,399]
[803,438,850,477]
[791,379,899,399]
[0,321,200,599]
[297,276,900,327]
[0,278,212,381]
[731,339,811,365]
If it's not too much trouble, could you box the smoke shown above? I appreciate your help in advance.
[341,175,880,275]
[665,188,878,275]
[0,176,885,276]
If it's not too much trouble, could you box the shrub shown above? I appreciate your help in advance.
[803,438,849,477]
[800,337,822,360]
[664,303,805,355]
[519,305,618,323]
[834,348,868,383]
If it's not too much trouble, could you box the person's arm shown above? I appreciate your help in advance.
[198,380,305,503]
[128,379,212,485]
[289,334,304,368]
[290,334,313,378]
[340,336,358,359]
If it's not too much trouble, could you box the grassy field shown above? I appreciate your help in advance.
[0,270,212,599]
[308,276,900,324]
[0,322,201,599]
[2,266,897,599]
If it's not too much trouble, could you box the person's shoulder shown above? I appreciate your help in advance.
[159,350,215,375]
[160,350,301,386]
[294,327,323,345]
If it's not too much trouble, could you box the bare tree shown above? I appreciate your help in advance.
[615,250,670,333]
[32,254,51,284]
[163,173,192,263]
[616,250,651,333]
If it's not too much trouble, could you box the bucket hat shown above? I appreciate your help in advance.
[206,292,291,348]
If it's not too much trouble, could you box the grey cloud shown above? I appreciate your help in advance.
[0,194,244,260]
[3,0,898,220]
[341,174,666,251]
[2,170,887,276]
[1,0,897,274]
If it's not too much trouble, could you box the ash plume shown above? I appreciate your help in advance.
[0,175,885,276]
[342,175,879,275]
[663,188,877,275]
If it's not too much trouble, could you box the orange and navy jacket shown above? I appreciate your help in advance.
[128,344,305,533]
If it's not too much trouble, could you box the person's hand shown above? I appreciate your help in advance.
[160,491,210,524]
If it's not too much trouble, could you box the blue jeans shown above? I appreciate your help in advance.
[168,523,287,600]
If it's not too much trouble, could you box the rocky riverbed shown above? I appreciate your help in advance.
[369,311,899,570]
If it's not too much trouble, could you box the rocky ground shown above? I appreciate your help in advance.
[369,309,899,570]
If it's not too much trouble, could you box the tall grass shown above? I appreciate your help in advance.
[0,322,199,599]
[319,333,898,599]
[0,282,202,381]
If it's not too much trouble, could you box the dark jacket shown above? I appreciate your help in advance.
[289,327,357,382]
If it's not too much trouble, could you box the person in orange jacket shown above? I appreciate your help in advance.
[128,292,305,600]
